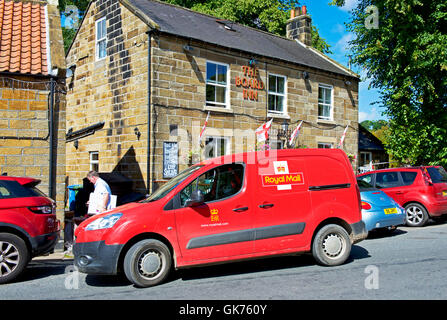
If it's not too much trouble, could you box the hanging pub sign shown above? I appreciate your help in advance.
[235,65,265,101]
[163,141,178,179]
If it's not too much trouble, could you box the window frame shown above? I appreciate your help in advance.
[177,163,245,207]
[318,142,333,149]
[318,84,334,121]
[267,73,287,115]
[205,61,230,109]
[360,151,372,167]
[95,17,107,61]
[204,136,231,160]
[89,151,99,172]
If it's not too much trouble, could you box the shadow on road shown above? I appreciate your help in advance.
[367,228,407,240]
[17,259,74,283]
[85,274,131,287]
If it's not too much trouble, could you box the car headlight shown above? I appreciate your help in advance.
[86,213,123,231]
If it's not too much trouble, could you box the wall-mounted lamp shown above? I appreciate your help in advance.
[249,58,257,67]
[277,120,291,148]
[73,140,79,150]
[183,45,194,52]
[345,80,352,86]
[134,127,141,140]
[302,71,309,80]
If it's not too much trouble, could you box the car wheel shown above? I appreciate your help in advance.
[123,239,172,288]
[312,224,352,266]
[405,203,429,227]
[0,233,30,284]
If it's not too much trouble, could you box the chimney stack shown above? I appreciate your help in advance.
[286,6,312,46]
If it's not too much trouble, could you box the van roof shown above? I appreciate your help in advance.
[198,148,347,166]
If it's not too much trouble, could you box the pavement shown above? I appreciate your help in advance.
[32,240,73,261]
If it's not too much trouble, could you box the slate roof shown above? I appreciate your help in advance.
[358,125,385,151]
[0,0,48,75]
[124,0,358,79]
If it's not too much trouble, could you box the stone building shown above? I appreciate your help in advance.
[0,0,66,218]
[65,0,359,194]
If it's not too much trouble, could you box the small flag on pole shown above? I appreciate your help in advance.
[338,125,349,148]
[255,118,273,143]
[288,120,303,146]
[198,111,210,145]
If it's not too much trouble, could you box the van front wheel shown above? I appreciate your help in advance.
[312,224,351,266]
[123,239,172,288]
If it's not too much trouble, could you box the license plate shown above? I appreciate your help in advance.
[384,207,398,215]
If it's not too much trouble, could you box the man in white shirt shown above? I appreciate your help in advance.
[86,171,112,214]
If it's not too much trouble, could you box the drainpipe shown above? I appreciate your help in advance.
[49,76,55,200]
[146,30,152,195]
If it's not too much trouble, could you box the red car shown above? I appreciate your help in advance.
[357,166,447,227]
[0,176,60,284]
[74,149,367,288]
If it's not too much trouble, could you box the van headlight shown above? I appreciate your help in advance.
[86,213,123,231]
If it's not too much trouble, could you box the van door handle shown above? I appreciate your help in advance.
[233,207,249,212]
[259,203,274,209]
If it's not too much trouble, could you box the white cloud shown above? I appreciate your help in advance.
[359,107,380,122]
[332,23,345,34]
[334,32,354,54]
[339,0,359,12]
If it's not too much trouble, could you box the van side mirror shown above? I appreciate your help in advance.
[185,190,204,207]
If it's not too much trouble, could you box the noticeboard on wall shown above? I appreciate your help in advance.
[163,141,178,179]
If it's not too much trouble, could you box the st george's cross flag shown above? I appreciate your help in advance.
[338,125,349,148]
[288,120,303,146]
[198,111,210,145]
[255,119,273,143]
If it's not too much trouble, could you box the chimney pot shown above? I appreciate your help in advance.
[301,5,307,15]
[286,6,312,46]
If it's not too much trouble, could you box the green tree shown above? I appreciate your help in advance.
[59,0,90,53]
[360,119,388,131]
[332,0,447,166]
[162,0,332,53]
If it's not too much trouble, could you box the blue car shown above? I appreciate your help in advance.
[357,179,406,232]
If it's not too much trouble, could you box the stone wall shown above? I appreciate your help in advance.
[66,0,359,194]
[0,76,66,219]
[150,33,359,183]
[66,0,150,193]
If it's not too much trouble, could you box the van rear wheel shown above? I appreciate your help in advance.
[312,224,351,266]
[123,239,172,288]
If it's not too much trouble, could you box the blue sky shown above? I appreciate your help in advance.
[301,0,387,122]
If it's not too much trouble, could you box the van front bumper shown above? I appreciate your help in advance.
[73,241,123,275]
[350,221,368,244]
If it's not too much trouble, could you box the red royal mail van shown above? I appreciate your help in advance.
[74,149,367,287]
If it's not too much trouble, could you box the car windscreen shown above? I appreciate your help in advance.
[357,179,377,191]
[0,180,44,199]
[427,167,447,183]
[141,165,204,203]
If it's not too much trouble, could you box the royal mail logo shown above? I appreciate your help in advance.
[210,208,220,222]
[277,166,286,173]
[261,173,304,187]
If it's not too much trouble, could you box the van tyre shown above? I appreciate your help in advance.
[0,233,30,284]
[312,224,351,266]
[123,239,172,288]
[405,203,429,227]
